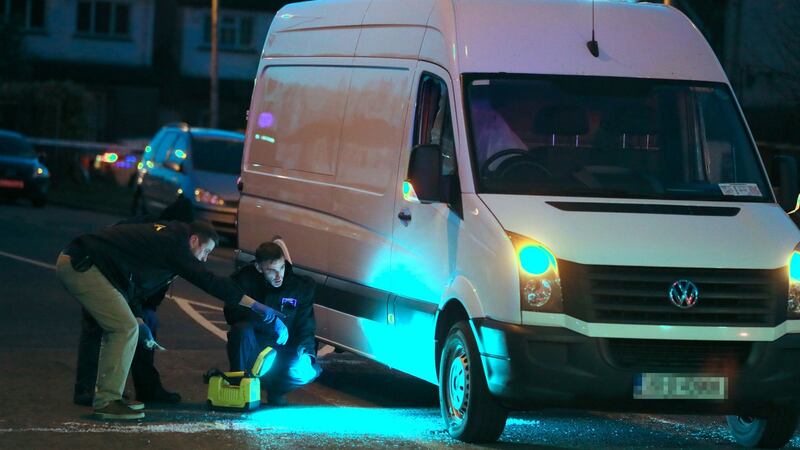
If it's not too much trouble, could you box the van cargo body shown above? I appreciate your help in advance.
[238,0,800,445]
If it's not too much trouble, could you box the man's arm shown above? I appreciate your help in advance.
[225,265,268,324]
[165,249,255,309]
[141,285,169,311]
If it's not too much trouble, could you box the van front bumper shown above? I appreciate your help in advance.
[472,318,800,415]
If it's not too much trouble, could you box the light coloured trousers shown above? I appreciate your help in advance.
[56,253,138,409]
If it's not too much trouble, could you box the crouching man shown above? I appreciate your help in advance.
[225,240,322,406]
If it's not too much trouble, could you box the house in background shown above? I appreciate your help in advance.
[4,0,798,144]
[2,0,291,140]
[2,0,159,140]
[156,0,278,131]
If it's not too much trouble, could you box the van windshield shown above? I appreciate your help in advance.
[190,136,244,175]
[465,75,771,202]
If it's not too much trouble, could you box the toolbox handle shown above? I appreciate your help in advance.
[203,369,247,384]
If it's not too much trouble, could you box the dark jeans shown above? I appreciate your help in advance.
[226,321,322,397]
[75,307,165,399]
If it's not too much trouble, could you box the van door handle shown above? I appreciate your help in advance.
[398,210,412,222]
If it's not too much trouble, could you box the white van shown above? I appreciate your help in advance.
[237,0,800,446]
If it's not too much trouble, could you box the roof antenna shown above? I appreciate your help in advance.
[586,0,600,57]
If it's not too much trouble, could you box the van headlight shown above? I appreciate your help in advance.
[788,243,800,318]
[507,231,563,312]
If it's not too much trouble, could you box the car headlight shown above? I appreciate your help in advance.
[33,167,50,178]
[194,188,225,206]
[788,243,800,319]
[507,231,563,312]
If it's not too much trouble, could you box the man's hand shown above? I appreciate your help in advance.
[250,301,285,323]
[273,318,289,345]
[138,323,154,346]
[137,323,166,351]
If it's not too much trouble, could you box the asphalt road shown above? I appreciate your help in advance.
[0,202,798,449]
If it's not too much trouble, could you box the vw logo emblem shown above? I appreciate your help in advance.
[669,280,699,309]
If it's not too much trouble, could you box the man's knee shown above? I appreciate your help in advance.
[286,355,321,386]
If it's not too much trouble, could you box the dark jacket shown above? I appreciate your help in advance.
[225,263,317,354]
[113,196,196,311]
[65,221,243,317]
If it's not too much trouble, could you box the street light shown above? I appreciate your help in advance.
[210,0,219,128]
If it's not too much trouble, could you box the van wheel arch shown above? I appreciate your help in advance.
[434,299,470,378]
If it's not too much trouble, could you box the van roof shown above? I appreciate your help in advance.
[266,0,727,83]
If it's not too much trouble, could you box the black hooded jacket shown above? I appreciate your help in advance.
[225,263,317,354]
[65,220,244,317]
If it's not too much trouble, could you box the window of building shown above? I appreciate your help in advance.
[203,14,254,51]
[76,1,130,37]
[1,0,46,30]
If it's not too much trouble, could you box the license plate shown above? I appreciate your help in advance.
[0,179,23,189]
[634,373,727,400]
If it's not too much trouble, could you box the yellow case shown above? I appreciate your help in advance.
[206,346,276,411]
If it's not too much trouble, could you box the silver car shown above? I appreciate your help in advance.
[133,123,242,237]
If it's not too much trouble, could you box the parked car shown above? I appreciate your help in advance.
[0,130,50,207]
[133,123,243,237]
[236,0,800,447]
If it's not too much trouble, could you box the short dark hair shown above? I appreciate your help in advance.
[188,220,219,246]
[255,241,284,264]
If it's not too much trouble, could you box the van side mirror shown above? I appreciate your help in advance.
[774,155,799,212]
[407,144,442,203]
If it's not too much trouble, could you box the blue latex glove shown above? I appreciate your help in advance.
[138,323,154,346]
[273,318,289,345]
[137,323,165,351]
[250,302,286,323]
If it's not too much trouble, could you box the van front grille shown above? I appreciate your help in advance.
[559,261,786,326]
[606,338,752,372]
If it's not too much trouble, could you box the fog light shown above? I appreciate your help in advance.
[524,279,553,308]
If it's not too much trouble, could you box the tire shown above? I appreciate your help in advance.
[726,406,799,448]
[439,321,508,443]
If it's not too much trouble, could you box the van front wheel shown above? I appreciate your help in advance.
[726,406,799,448]
[439,321,508,443]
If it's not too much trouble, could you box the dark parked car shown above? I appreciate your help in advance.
[0,130,50,207]
[132,123,243,237]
